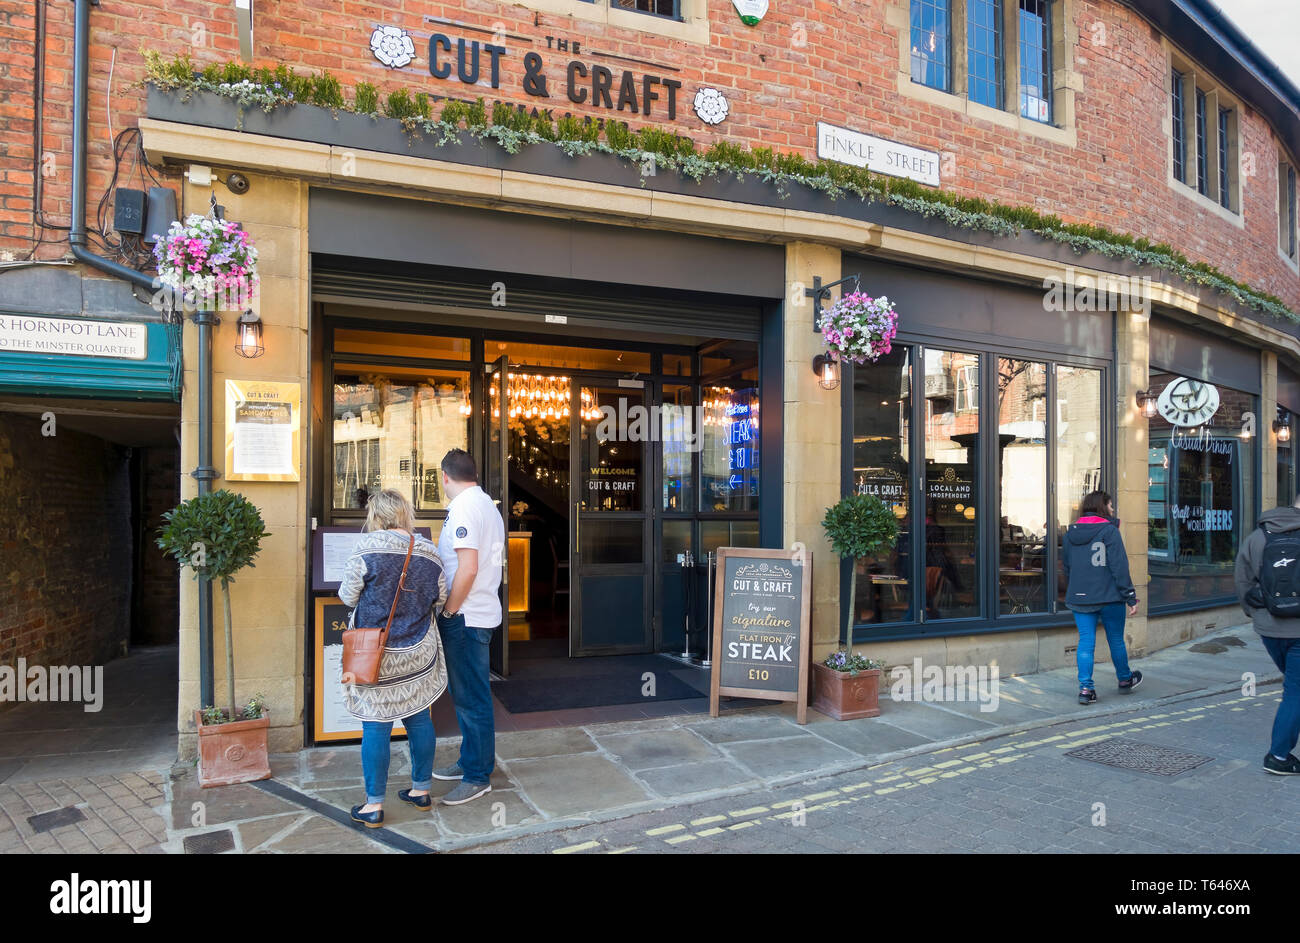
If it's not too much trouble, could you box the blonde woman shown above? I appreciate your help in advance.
[338,489,447,828]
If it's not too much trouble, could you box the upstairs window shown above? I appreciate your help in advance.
[1017,0,1051,123]
[1168,52,1239,214]
[1171,69,1186,183]
[1218,107,1231,209]
[1195,89,1209,197]
[911,0,952,92]
[967,0,1003,109]
[615,0,679,18]
[1282,157,1299,263]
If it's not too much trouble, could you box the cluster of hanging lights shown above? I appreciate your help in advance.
[487,373,603,421]
[700,386,759,429]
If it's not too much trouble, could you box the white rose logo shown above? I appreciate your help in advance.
[693,87,730,126]
[370,26,415,69]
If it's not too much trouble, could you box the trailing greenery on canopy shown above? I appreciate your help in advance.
[142,51,1298,323]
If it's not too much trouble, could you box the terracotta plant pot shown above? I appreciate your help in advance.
[194,709,271,788]
[810,664,882,720]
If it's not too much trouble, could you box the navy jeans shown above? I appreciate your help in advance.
[1072,602,1132,690]
[438,611,496,785]
[1260,636,1300,760]
[361,707,435,805]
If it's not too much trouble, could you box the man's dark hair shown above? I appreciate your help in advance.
[441,448,478,484]
[1079,490,1113,518]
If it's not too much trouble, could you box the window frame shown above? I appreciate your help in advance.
[1280,154,1299,265]
[910,0,954,93]
[1167,46,1242,218]
[966,0,1003,110]
[840,339,1113,643]
[899,0,1076,145]
[1016,0,1052,124]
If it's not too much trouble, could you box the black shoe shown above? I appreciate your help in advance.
[1118,670,1143,694]
[350,804,385,828]
[398,788,432,809]
[1078,688,1097,705]
[1263,753,1300,775]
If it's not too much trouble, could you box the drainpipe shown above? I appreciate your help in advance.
[69,0,215,711]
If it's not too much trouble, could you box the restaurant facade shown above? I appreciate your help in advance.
[3,0,1300,752]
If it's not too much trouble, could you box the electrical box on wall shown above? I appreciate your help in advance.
[143,186,178,244]
[113,188,147,235]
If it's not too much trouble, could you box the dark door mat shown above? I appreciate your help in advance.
[491,663,706,713]
[1065,738,1213,776]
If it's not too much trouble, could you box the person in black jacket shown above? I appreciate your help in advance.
[1061,490,1143,705]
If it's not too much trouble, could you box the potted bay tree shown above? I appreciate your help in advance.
[157,489,272,786]
[813,492,899,720]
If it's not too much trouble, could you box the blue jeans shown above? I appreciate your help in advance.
[361,708,436,805]
[1072,602,1132,690]
[438,611,496,785]
[1260,636,1300,759]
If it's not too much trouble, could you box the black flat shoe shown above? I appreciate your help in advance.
[350,805,384,828]
[398,788,432,809]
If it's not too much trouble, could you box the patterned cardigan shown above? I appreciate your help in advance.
[338,530,446,648]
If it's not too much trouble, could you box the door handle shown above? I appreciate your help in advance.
[574,502,580,556]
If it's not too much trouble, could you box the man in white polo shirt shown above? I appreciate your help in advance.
[431,448,505,805]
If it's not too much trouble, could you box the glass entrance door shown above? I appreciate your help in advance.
[570,383,653,655]
[486,356,510,675]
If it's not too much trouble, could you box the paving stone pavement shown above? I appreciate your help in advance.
[463,686,1300,854]
[0,625,1289,854]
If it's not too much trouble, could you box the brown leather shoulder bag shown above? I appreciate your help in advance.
[341,533,415,686]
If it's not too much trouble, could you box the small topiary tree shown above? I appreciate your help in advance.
[821,493,899,667]
[157,489,270,723]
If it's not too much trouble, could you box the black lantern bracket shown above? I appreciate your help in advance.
[806,273,861,332]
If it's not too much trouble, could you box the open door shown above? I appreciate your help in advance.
[486,356,510,676]
[570,382,654,655]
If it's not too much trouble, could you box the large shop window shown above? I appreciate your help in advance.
[332,365,473,515]
[848,345,1104,635]
[1146,373,1257,609]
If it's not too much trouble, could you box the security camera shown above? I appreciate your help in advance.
[225,172,250,195]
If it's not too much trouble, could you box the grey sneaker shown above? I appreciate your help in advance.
[431,763,463,781]
[440,781,492,805]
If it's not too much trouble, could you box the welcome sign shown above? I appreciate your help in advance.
[710,547,812,724]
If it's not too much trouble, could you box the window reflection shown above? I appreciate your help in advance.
[1056,365,1103,604]
[1146,372,1256,607]
[852,349,912,625]
[332,368,471,512]
[924,350,979,619]
[998,359,1048,614]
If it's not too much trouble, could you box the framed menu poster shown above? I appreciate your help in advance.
[312,595,406,743]
[224,379,301,482]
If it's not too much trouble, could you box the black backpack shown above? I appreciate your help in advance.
[1254,525,1300,617]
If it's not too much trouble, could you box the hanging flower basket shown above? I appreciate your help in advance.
[153,213,260,312]
[818,291,898,365]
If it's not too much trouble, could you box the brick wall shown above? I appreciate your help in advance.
[0,412,133,712]
[1,0,1297,308]
[132,445,178,647]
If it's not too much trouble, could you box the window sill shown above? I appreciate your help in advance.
[509,0,709,45]
[1279,246,1300,276]
[1165,175,1245,229]
[896,74,1077,148]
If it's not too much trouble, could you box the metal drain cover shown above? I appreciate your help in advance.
[1065,738,1213,776]
[183,829,236,854]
